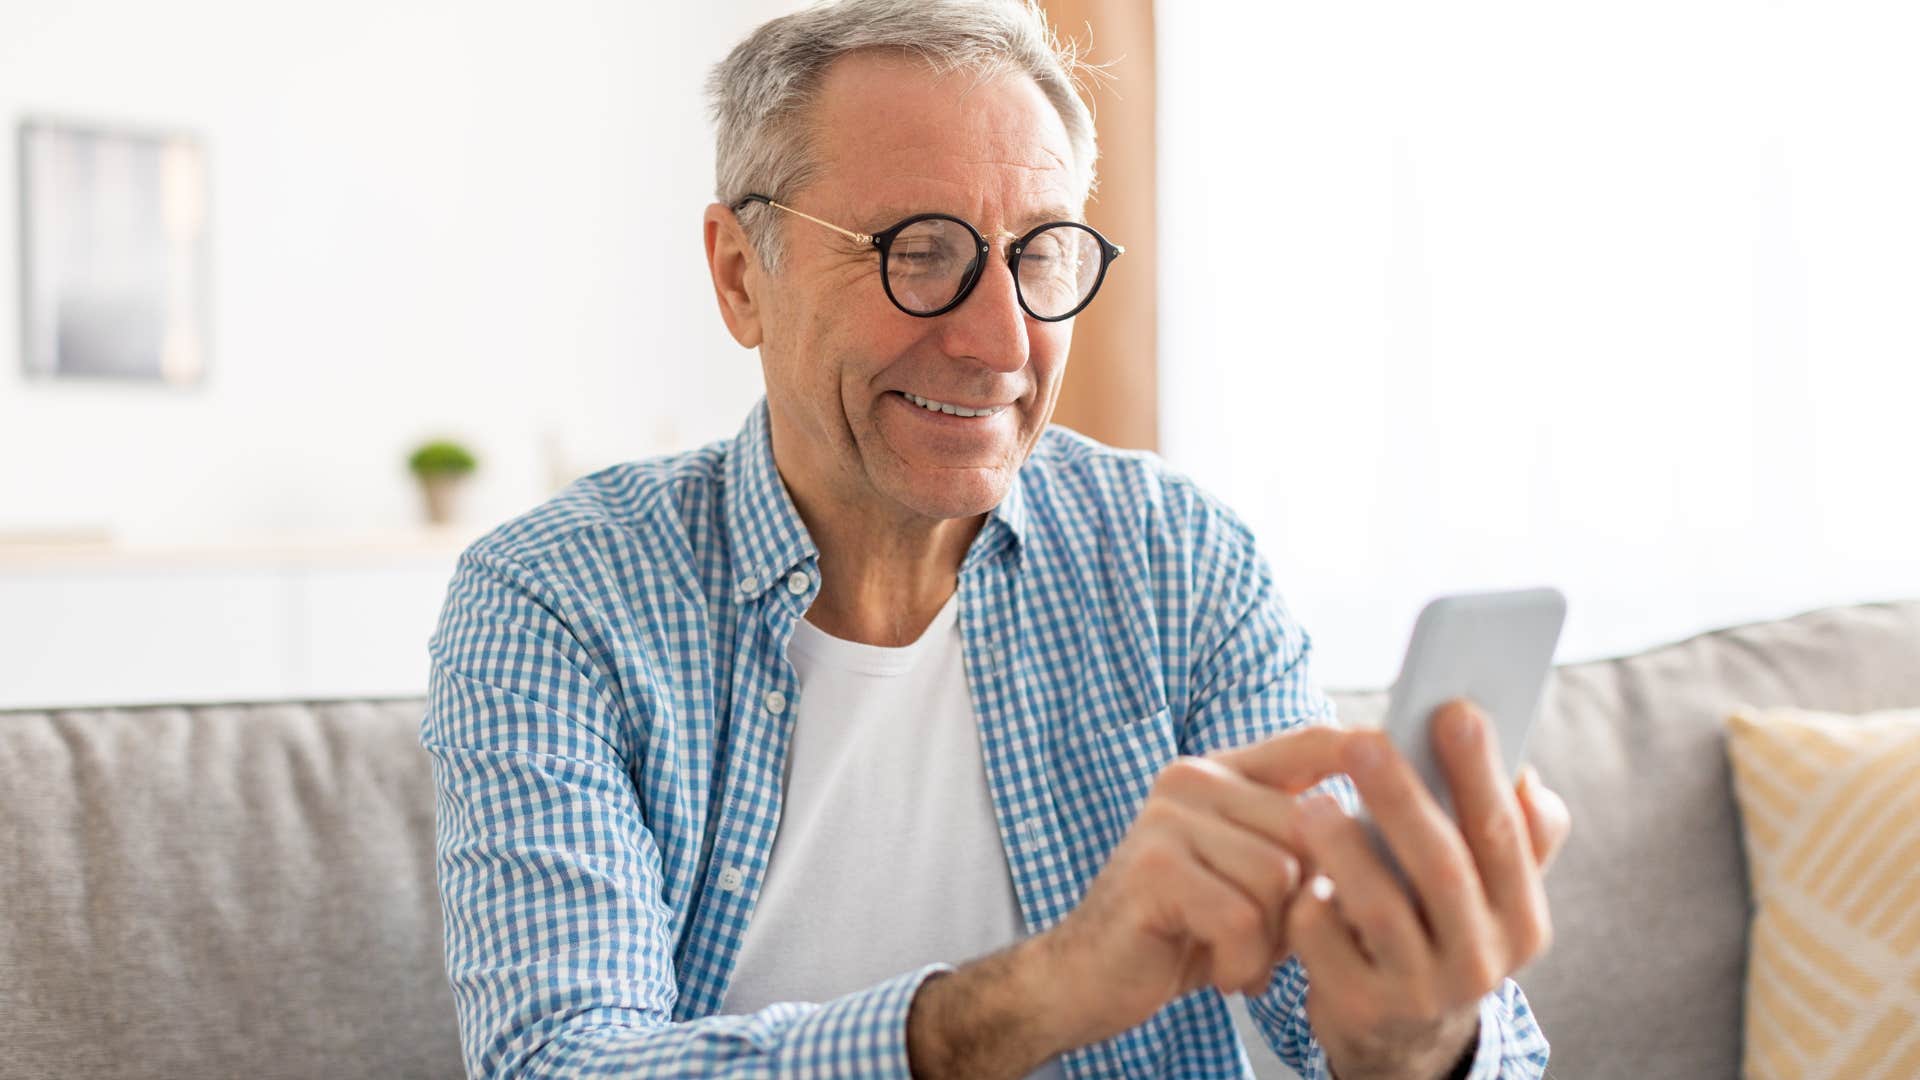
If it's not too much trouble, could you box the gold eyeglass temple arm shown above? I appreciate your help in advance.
[763,199,874,246]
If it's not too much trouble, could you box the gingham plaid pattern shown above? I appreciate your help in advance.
[423,397,1552,1078]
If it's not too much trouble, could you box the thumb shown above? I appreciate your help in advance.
[1517,764,1572,871]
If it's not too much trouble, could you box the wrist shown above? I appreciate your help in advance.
[1324,1008,1479,1080]
[905,934,1084,1079]
[1018,926,1106,1052]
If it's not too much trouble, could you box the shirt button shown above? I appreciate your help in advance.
[764,690,787,715]
[737,576,760,595]
[785,571,810,596]
[718,866,745,893]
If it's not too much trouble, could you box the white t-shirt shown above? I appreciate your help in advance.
[719,588,1066,1079]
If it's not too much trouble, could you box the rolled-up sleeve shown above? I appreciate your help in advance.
[1167,485,1551,1079]
[422,549,951,1078]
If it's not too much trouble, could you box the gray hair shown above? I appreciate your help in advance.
[707,0,1101,271]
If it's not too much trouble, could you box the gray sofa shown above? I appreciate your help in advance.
[4,599,1916,1079]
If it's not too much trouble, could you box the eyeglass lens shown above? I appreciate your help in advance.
[886,219,1105,320]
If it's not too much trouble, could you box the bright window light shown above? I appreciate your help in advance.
[1157,0,1920,688]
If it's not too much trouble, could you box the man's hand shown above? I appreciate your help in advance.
[908,724,1365,1078]
[1034,725,1363,1049]
[1284,700,1572,1080]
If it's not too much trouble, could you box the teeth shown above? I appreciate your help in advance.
[903,391,1002,418]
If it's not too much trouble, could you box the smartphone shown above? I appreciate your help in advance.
[1358,586,1567,886]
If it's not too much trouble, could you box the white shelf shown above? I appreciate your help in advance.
[0,525,491,711]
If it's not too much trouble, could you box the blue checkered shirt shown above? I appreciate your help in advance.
[423,397,1551,1078]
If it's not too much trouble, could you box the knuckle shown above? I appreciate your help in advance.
[1137,793,1178,828]
[1478,804,1525,855]
[1420,850,1475,898]
[1135,795,1187,841]
[1155,755,1212,795]
[1517,905,1554,961]
[1131,836,1180,879]
[1259,861,1297,905]
[1221,898,1265,941]
[1461,948,1504,997]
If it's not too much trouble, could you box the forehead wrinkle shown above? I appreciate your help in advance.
[857,197,1083,236]
[812,156,1080,231]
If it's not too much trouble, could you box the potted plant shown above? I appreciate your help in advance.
[408,439,478,526]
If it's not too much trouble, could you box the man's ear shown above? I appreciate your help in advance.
[704,203,765,349]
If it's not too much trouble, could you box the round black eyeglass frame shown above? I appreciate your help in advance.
[733,193,1124,323]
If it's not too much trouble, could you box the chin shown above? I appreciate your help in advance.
[888,467,1010,521]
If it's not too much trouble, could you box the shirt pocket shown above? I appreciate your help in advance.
[1058,705,1182,853]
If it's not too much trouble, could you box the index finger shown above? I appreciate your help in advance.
[1207,723,1362,794]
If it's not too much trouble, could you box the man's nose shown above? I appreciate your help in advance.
[935,251,1029,373]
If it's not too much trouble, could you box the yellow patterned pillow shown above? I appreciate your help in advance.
[1724,705,1920,1079]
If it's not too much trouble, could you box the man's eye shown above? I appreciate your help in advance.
[892,247,954,270]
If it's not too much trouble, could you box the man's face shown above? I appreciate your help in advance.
[752,51,1082,525]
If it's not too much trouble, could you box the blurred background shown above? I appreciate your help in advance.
[1,0,1914,709]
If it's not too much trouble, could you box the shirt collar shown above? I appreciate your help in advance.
[723,399,818,602]
[723,397,1030,600]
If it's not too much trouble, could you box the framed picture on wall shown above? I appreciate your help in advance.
[17,119,211,384]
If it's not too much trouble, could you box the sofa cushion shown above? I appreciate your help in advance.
[0,699,463,1080]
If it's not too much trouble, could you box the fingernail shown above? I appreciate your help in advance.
[1520,767,1569,823]
[1278,854,1300,891]
[1308,874,1335,903]
[1539,781,1569,821]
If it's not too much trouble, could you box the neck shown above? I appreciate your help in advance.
[768,430,985,649]
[801,520,977,646]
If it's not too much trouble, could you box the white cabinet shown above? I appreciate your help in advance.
[0,528,484,710]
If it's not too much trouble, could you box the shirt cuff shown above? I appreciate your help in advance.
[814,960,955,1079]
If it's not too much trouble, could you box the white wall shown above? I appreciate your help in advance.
[1160,0,1920,689]
[0,0,805,545]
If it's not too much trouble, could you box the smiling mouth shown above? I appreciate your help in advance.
[897,391,1008,418]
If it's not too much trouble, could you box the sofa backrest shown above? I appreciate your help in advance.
[0,699,463,1079]
[5,600,1917,1079]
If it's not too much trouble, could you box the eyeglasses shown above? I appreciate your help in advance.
[733,194,1124,323]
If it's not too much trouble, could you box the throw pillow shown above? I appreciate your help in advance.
[1724,705,1920,1078]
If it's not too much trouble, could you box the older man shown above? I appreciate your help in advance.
[423,2,1570,1077]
